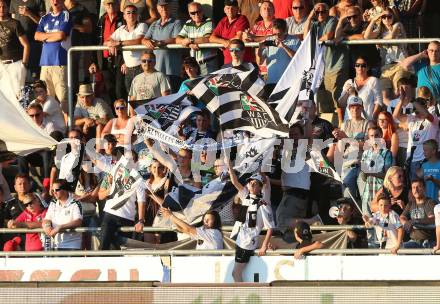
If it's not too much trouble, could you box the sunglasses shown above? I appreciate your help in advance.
[292,6,304,10]
[381,15,392,20]
[141,59,155,63]
[53,188,63,192]
[189,10,202,15]
[125,10,137,14]
[315,10,328,15]
[355,63,367,68]
[229,47,242,52]
[115,106,126,110]
[346,15,358,20]
[29,112,42,117]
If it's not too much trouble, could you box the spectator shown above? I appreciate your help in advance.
[418,86,439,115]
[3,174,31,224]
[120,0,159,25]
[34,0,72,113]
[178,110,216,145]
[393,0,421,39]
[364,8,410,92]
[142,0,183,93]
[64,0,94,91]
[42,179,83,250]
[333,198,367,248]
[272,0,293,19]
[304,2,349,124]
[178,56,201,93]
[275,123,311,236]
[338,56,383,122]
[332,95,369,200]
[257,18,300,95]
[104,5,148,95]
[335,5,381,77]
[161,208,224,249]
[128,51,171,106]
[434,200,440,252]
[362,0,390,22]
[7,193,47,251]
[227,168,274,282]
[286,0,309,38]
[400,178,436,248]
[30,80,66,133]
[359,126,393,215]
[176,2,217,76]
[9,0,43,79]
[74,83,113,139]
[416,139,440,202]
[377,111,399,161]
[95,0,125,101]
[393,97,439,180]
[101,99,134,148]
[210,0,252,66]
[243,1,274,44]
[293,221,323,259]
[363,192,403,253]
[221,39,254,69]
[97,152,146,250]
[400,41,440,100]
[0,0,30,98]
[17,104,54,189]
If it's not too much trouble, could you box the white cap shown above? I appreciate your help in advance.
[347,95,363,108]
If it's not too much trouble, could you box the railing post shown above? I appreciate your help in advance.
[67,48,74,130]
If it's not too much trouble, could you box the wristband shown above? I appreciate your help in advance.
[137,219,145,224]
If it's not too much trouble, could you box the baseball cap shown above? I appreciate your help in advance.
[347,95,363,108]
[157,0,169,5]
[224,0,239,6]
[246,173,264,184]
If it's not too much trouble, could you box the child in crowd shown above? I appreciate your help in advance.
[363,193,403,254]
[417,139,440,203]
[228,160,275,282]
[293,221,323,259]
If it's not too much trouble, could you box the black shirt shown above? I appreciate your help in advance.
[0,18,25,61]
[10,0,45,38]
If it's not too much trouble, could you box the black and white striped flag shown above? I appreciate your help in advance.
[187,64,289,138]
[269,30,325,125]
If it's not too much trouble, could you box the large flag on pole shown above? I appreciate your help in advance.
[187,65,289,138]
[269,30,325,125]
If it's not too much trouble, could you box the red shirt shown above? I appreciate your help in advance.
[212,15,253,64]
[103,13,118,58]
[250,20,273,73]
[273,0,293,19]
[16,208,47,251]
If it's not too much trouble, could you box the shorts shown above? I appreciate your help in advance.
[235,245,254,264]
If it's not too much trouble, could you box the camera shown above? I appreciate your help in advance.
[263,40,276,47]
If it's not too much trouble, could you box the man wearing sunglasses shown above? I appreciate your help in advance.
[43,179,83,250]
[286,0,309,38]
[176,2,216,76]
[129,51,170,105]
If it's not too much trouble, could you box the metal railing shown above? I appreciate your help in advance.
[67,37,440,128]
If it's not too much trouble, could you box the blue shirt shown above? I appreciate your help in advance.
[36,10,72,66]
[414,61,440,100]
[145,18,183,76]
[421,160,440,202]
[262,35,300,84]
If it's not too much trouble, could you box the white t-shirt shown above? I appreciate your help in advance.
[111,23,149,67]
[193,227,223,250]
[434,204,440,226]
[407,114,439,161]
[281,149,310,190]
[341,77,383,121]
[371,210,402,249]
[31,97,65,132]
[44,195,83,249]
[387,98,413,148]
[234,187,275,250]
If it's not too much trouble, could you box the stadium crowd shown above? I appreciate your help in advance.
[1,0,440,281]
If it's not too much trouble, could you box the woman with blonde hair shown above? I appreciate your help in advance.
[101,99,134,149]
[371,166,407,215]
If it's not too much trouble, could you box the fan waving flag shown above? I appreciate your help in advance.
[187,64,289,138]
[269,29,325,125]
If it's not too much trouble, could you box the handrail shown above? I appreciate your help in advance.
[0,248,437,257]
[67,37,440,128]
[0,224,433,234]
